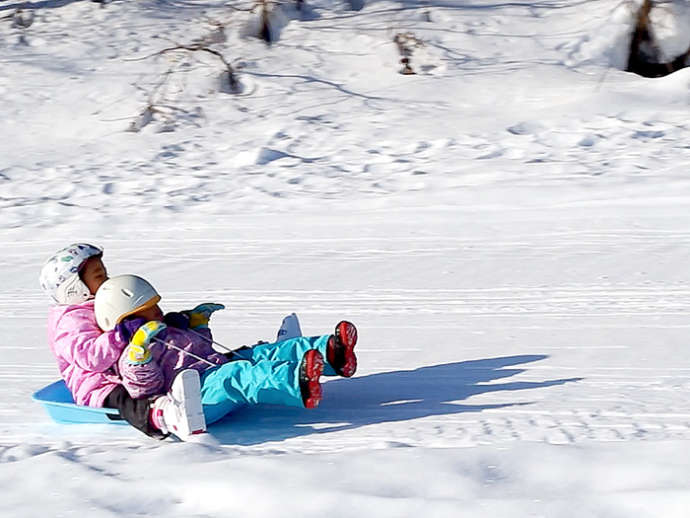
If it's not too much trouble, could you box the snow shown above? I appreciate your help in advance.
[2,0,690,516]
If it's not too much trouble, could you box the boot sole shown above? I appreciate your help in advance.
[335,321,358,378]
[172,369,207,438]
[301,350,324,409]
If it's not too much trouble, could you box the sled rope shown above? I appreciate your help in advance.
[186,328,245,360]
[151,337,218,367]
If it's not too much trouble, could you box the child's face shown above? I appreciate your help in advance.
[80,257,108,295]
[134,303,164,322]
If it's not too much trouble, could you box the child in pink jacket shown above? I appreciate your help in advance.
[40,244,206,440]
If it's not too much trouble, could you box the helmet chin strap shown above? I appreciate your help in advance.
[55,275,92,305]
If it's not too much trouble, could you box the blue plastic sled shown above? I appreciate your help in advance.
[33,380,126,425]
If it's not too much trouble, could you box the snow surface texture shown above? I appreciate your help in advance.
[2,0,690,516]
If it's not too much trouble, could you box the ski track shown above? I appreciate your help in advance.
[3,212,690,456]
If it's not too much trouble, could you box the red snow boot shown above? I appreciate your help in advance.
[327,321,358,378]
[300,349,324,409]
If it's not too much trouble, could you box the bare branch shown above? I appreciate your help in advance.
[155,44,241,92]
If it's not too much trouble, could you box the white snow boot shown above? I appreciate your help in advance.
[151,369,206,440]
[277,312,302,341]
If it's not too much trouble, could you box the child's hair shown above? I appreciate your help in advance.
[94,274,161,331]
[40,244,103,304]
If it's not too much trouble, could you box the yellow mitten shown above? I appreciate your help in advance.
[125,321,167,365]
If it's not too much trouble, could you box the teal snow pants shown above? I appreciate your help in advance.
[200,335,336,425]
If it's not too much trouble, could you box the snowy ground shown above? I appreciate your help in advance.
[2,0,690,516]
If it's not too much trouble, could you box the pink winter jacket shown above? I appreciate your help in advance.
[47,301,128,407]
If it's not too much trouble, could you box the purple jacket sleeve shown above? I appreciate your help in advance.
[118,351,166,399]
[53,307,128,372]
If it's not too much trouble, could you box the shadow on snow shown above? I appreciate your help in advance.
[210,354,582,445]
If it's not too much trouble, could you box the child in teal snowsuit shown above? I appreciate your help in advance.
[106,277,359,432]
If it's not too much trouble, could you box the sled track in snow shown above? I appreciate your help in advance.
[3,213,690,452]
[4,288,690,448]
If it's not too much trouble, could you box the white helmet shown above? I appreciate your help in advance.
[39,243,103,305]
[94,274,161,331]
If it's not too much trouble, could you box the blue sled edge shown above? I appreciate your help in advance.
[32,380,126,425]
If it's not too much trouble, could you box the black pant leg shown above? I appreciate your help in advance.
[103,385,166,439]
